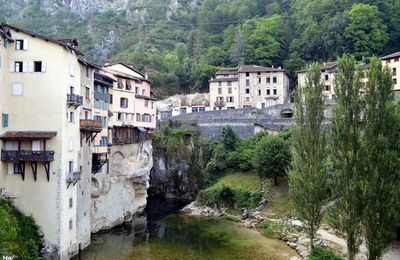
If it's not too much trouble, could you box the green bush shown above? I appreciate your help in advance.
[260,220,296,241]
[308,246,342,260]
[197,186,262,209]
[0,199,42,258]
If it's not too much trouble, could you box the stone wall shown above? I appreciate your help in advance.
[91,140,152,233]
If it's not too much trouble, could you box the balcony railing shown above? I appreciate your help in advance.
[80,119,103,132]
[67,94,83,106]
[66,171,82,183]
[1,150,55,162]
[214,100,226,107]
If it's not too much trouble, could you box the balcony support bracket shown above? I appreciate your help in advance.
[31,162,38,182]
[18,162,25,181]
[44,162,50,182]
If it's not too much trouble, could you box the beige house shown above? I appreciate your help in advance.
[209,65,290,110]
[0,23,87,258]
[381,52,400,97]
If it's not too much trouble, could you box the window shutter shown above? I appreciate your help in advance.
[22,62,28,72]
[41,61,46,72]
[23,39,29,50]
[8,163,15,175]
[9,61,14,72]
[28,61,34,72]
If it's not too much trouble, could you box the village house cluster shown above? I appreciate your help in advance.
[0,23,156,259]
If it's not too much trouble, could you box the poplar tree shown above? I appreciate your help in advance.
[361,57,400,260]
[289,63,328,249]
[328,55,364,260]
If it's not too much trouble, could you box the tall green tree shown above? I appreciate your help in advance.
[328,55,364,260]
[253,136,291,186]
[289,63,328,249]
[230,28,246,66]
[220,125,238,152]
[344,3,388,59]
[361,57,400,260]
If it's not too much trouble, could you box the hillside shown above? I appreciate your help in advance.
[0,0,399,96]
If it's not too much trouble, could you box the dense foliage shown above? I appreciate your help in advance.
[2,0,399,96]
[0,198,42,259]
[308,246,342,260]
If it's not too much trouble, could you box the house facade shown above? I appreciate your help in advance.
[0,23,85,258]
[209,65,290,110]
[381,52,400,97]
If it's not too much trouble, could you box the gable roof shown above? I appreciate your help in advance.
[380,52,400,60]
[215,65,287,76]
[103,62,146,78]
[297,62,337,73]
[0,22,81,54]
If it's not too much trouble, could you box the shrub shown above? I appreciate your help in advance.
[308,246,342,260]
[260,220,296,241]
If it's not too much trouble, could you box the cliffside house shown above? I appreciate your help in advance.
[381,51,400,98]
[209,65,290,110]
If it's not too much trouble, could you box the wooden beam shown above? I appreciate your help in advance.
[31,162,38,182]
[44,162,50,182]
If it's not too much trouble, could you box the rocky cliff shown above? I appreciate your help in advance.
[149,130,204,201]
[91,140,152,233]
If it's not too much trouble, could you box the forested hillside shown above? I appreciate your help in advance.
[1,0,399,96]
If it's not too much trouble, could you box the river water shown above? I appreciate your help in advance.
[76,197,299,260]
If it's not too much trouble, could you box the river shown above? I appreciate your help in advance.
[75,197,300,260]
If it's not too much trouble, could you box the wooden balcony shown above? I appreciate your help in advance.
[67,94,83,107]
[80,119,102,133]
[1,150,54,162]
[214,100,226,107]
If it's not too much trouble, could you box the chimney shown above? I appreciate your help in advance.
[145,73,148,80]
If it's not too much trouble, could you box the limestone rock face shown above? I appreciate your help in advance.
[91,141,152,233]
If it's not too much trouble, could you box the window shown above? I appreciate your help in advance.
[136,113,141,122]
[325,74,329,81]
[262,103,265,109]
[192,107,199,112]
[15,39,27,50]
[266,77,271,83]
[109,94,113,104]
[218,88,222,94]
[68,111,74,123]
[117,79,123,89]
[151,102,154,109]
[273,77,277,83]
[258,78,261,84]
[258,89,261,96]
[393,68,397,76]
[34,61,43,72]
[246,97,250,102]
[226,97,234,103]
[2,113,9,128]
[135,87,139,94]
[69,198,73,208]
[395,58,399,62]
[14,163,22,174]
[142,89,146,96]
[325,85,331,91]
[266,89,270,95]
[145,100,149,107]
[228,87,232,94]
[84,111,89,120]
[68,161,74,173]
[257,72,261,75]
[126,80,132,90]
[218,81,222,86]
[101,137,108,146]
[246,72,250,77]
[394,78,398,85]
[246,79,250,86]
[120,98,128,108]
[246,88,250,94]
[14,61,23,72]
[273,89,277,95]
[11,83,23,96]
[69,219,73,230]
[199,107,206,112]
[180,108,187,115]
[85,87,90,100]
[227,81,232,86]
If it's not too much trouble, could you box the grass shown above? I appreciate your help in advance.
[263,177,294,218]
[206,170,260,193]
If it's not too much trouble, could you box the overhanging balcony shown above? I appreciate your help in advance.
[67,94,83,107]
[80,119,102,133]
[1,150,55,162]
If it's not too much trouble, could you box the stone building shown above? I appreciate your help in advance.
[209,65,290,110]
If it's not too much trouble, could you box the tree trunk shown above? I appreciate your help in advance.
[347,242,354,260]
[274,175,278,186]
[310,226,315,250]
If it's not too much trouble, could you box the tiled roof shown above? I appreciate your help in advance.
[380,52,400,60]
[297,62,337,73]
[238,65,285,73]
[209,77,238,82]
